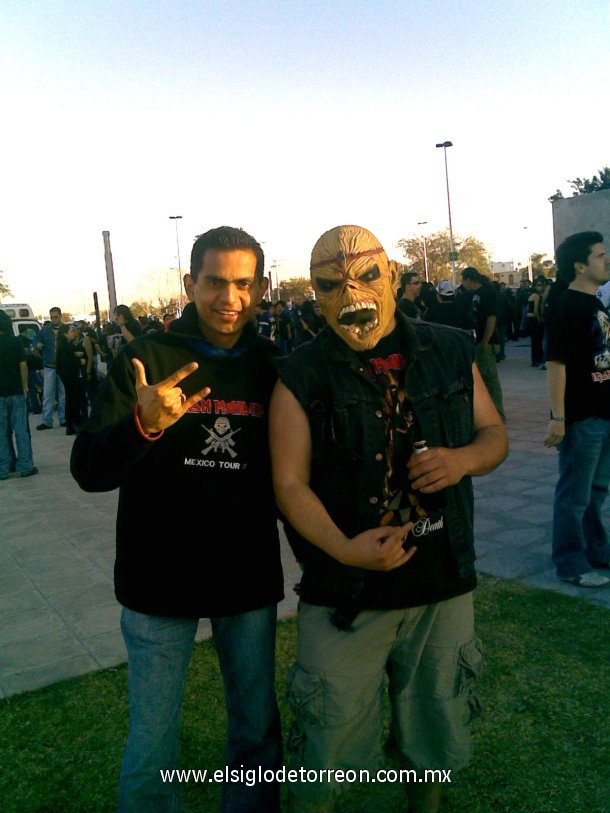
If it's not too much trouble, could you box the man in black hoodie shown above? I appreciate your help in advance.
[72,226,283,813]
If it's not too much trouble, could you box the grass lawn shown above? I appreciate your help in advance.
[1,575,608,813]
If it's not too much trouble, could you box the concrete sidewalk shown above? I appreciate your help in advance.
[1,341,608,699]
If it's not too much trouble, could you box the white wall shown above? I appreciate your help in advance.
[552,189,610,252]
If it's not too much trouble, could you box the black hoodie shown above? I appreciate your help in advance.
[71,304,283,617]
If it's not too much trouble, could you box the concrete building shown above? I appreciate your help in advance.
[491,261,527,287]
[552,188,610,250]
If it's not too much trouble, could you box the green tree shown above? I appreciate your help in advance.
[129,300,151,318]
[0,269,12,301]
[396,230,491,282]
[548,189,564,202]
[549,166,610,200]
[569,166,610,195]
[530,253,556,278]
[276,276,312,302]
[155,297,179,315]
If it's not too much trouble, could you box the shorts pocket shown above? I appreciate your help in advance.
[286,664,326,759]
[457,635,484,724]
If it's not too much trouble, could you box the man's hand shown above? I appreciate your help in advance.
[336,523,416,571]
[132,358,211,434]
[407,446,467,493]
[544,419,565,447]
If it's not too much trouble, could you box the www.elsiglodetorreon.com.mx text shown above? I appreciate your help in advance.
[160,766,452,786]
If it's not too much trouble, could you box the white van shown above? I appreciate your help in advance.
[0,303,42,338]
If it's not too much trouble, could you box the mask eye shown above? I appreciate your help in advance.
[359,266,380,283]
[315,277,340,293]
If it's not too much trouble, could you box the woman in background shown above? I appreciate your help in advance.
[114,305,142,345]
[526,276,546,367]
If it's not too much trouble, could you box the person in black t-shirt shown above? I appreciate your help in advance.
[0,311,37,479]
[114,305,142,347]
[526,276,546,366]
[461,267,505,421]
[396,270,423,319]
[17,324,43,413]
[544,231,610,588]
[423,279,470,330]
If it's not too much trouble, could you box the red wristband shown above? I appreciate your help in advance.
[134,405,164,441]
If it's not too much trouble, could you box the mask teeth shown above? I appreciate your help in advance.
[340,316,379,336]
[339,301,377,319]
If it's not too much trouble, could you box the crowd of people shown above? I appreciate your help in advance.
[1,224,608,813]
[255,273,563,377]
[0,305,175,478]
[3,269,564,459]
[252,267,563,431]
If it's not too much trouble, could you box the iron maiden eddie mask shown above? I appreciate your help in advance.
[310,225,400,351]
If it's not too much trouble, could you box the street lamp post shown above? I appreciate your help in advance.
[271,260,280,301]
[417,220,429,282]
[169,215,183,312]
[435,141,457,285]
[523,226,533,283]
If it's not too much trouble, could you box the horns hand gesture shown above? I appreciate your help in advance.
[132,358,211,434]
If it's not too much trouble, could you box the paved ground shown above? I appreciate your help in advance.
[1,340,608,699]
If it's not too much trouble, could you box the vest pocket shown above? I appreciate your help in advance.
[309,398,364,462]
[435,379,473,447]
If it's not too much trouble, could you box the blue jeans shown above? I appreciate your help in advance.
[552,417,610,578]
[41,367,66,427]
[0,395,34,478]
[119,605,282,813]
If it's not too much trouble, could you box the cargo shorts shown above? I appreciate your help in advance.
[287,592,483,804]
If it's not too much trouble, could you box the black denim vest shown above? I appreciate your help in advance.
[277,312,476,606]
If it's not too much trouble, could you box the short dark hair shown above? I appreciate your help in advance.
[276,299,287,307]
[555,231,603,284]
[400,271,419,287]
[114,304,134,321]
[50,307,62,316]
[462,266,487,284]
[190,226,265,282]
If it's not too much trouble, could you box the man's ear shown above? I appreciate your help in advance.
[184,274,194,301]
[259,276,269,297]
[388,260,401,289]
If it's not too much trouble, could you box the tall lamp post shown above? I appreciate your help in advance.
[169,215,183,312]
[417,220,429,282]
[271,260,280,301]
[435,141,457,284]
[523,226,533,283]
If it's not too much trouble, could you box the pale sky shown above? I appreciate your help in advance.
[1,0,608,316]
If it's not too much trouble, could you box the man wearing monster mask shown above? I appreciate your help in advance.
[270,225,508,813]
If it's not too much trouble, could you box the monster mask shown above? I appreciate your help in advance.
[310,225,400,351]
